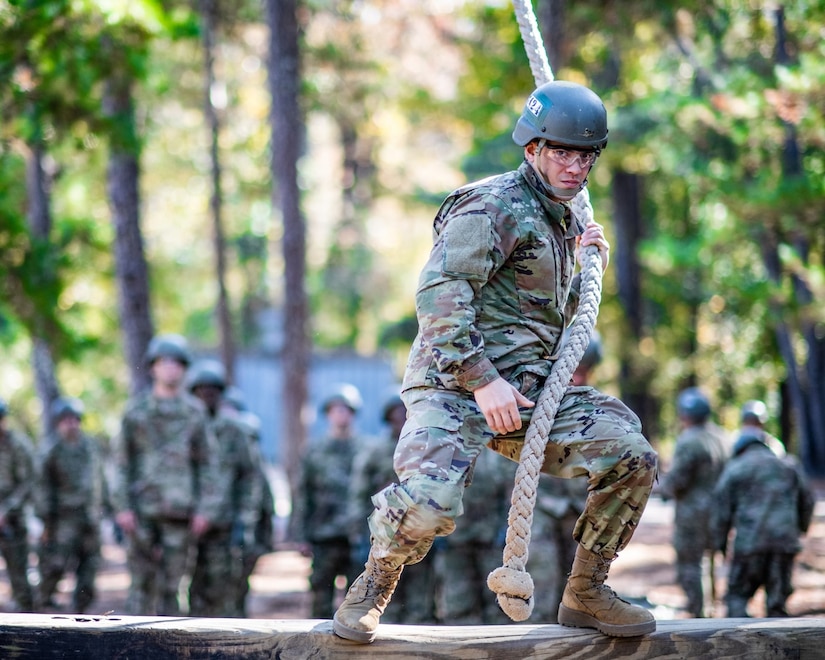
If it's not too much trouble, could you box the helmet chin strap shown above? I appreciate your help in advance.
[531,140,586,202]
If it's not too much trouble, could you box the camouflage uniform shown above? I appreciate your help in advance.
[233,420,275,617]
[188,413,254,617]
[350,431,437,624]
[294,432,362,618]
[35,431,109,613]
[433,449,515,624]
[0,427,36,611]
[114,392,218,615]
[712,434,815,617]
[529,470,589,622]
[659,421,730,617]
[368,162,657,576]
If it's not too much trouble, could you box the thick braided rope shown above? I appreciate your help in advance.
[486,0,604,622]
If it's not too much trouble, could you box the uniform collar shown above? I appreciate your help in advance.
[519,161,585,238]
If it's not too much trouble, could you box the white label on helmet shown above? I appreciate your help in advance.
[526,95,543,118]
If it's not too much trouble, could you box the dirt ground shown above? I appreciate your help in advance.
[4,481,825,622]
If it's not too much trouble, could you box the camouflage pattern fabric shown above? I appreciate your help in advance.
[114,392,219,615]
[659,422,730,617]
[35,431,109,612]
[349,433,437,624]
[433,449,515,624]
[362,162,657,592]
[0,428,36,611]
[293,433,363,618]
[528,473,588,622]
[188,413,255,617]
[712,440,815,617]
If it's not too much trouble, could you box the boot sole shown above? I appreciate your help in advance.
[558,604,656,637]
[332,614,376,644]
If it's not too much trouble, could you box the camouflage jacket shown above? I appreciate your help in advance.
[292,434,362,544]
[114,392,219,521]
[0,428,35,519]
[206,413,255,529]
[712,442,815,554]
[36,432,110,525]
[659,422,730,522]
[403,160,585,394]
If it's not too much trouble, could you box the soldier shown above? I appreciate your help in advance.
[186,360,255,617]
[292,383,364,619]
[529,332,600,622]
[113,334,218,615]
[333,81,658,643]
[0,398,36,612]
[712,403,814,618]
[221,386,275,617]
[737,400,785,457]
[349,394,437,624]
[36,397,110,613]
[434,449,515,624]
[659,387,730,618]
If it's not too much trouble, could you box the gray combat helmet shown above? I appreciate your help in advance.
[145,333,192,367]
[321,383,363,414]
[50,397,85,422]
[187,359,227,391]
[676,387,711,423]
[512,81,608,150]
[740,400,769,426]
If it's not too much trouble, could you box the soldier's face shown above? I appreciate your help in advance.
[151,356,187,388]
[526,141,594,195]
[57,414,81,441]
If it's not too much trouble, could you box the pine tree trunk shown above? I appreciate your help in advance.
[265,0,309,491]
[103,68,155,396]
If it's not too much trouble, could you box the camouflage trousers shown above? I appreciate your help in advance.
[38,517,100,613]
[725,551,796,617]
[0,516,34,611]
[673,507,714,617]
[368,383,658,570]
[125,517,193,615]
[188,527,242,617]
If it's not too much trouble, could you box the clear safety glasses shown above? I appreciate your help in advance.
[543,147,599,168]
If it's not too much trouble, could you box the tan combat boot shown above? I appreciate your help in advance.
[332,551,403,643]
[558,545,656,637]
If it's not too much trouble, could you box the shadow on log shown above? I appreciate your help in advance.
[0,614,821,659]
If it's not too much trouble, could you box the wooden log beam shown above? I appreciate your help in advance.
[0,614,821,659]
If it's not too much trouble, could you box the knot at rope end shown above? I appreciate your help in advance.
[487,565,534,621]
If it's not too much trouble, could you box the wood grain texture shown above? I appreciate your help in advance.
[0,614,820,659]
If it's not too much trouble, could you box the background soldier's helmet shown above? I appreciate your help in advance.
[676,387,711,423]
[321,383,363,415]
[381,394,405,423]
[187,359,227,391]
[512,80,608,150]
[50,396,85,422]
[0,398,7,418]
[144,333,192,367]
[740,400,769,426]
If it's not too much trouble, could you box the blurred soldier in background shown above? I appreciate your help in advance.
[349,393,437,624]
[0,398,36,612]
[529,332,601,622]
[113,334,218,615]
[659,387,730,618]
[737,400,785,457]
[221,386,275,617]
[292,383,364,619]
[187,360,255,617]
[712,402,815,618]
[36,397,110,613]
[433,448,515,624]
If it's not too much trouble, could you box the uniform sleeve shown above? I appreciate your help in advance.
[112,413,136,513]
[658,438,699,499]
[414,195,515,391]
[710,468,735,553]
[0,433,36,518]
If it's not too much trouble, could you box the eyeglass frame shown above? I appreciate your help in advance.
[536,139,601,168]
